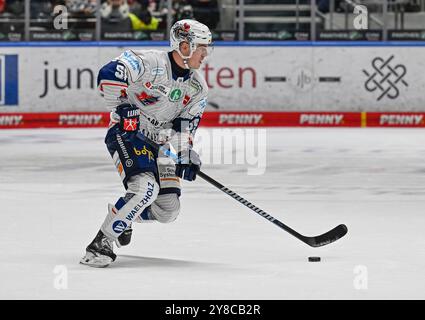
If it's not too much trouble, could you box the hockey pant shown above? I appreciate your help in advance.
[101,126,181,241]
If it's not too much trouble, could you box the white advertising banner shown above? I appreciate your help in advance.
[0,45,424,112]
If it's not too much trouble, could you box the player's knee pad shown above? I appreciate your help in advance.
[149,193,180,223]
[127,173,156,196]
[122,173,160,215]
[101,172,159,240]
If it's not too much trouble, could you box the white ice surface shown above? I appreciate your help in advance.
[0,128,424,299]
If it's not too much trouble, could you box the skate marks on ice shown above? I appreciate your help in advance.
[1,128,425,299]
[110,254,226,269]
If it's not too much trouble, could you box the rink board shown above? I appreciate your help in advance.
[0,43,425,112]
[0,111,424,128]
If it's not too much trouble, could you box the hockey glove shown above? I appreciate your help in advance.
[175,149,201,181]
[112,103,140,132]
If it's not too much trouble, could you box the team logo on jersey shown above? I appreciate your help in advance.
[169,89,183,102]
[136,91,159,106]
[0,54,18,106]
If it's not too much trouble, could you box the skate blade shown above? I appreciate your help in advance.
[79,251,113,268]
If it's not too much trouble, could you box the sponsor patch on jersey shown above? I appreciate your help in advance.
[112,220,128,233]
[169,88,183,102]
[188,98,207,116]
[151,67,165,76]
[123,118,139,132]
[121,51,141,72]
[144,82,170,97]
[133,146,154,161]
[183,95,191,106]
[160,166,178,179]
[199,98,207,110]
[190,78,203,96]
[125,159,134,167]
[146,115,168,128]
[119,51,144,82]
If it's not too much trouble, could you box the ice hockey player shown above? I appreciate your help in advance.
[80,19,212,267]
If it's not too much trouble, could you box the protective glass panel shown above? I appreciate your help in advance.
[29,0,96,41]
[242,0,312,41]
[316,0,385,41]
[386,0,425,41]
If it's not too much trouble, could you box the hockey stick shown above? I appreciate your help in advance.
[143,134,348,247]
[196,171,348,247]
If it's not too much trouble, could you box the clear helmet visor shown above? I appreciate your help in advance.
[192,43,214,64]
[177,42,214,68]
[195,43,214,57]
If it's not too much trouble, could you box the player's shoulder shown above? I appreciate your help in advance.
[183,70,208,117]
[115,49,168,82]
[131,49,168,61]
[190,69,209,97]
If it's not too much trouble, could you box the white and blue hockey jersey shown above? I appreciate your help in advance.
[97,49,208,150]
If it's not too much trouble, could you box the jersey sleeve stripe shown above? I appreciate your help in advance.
[99,81,128,92]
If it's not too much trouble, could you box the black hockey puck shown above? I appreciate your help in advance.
[308,256,321,262]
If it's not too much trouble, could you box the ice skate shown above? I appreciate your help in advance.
[80,230,117,268]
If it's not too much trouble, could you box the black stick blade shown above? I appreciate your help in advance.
[304,224,348,247]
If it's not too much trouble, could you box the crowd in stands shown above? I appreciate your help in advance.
[318,0,423,14]
[0,0,221,33]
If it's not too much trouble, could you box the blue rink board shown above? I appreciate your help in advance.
[1,41,425,47]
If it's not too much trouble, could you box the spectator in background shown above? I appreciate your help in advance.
[188,0,219,29]
[66,0,96,17]
[156,0,193,29]
[101,0,132,32]
[30,0,53,19]
[101,0,130,20]
[129,9,159,30]
[6,0,25,16]
[175,1,194,21]
[1,0,25,33]
[404,0,421,12]
[128,0,156,15]
[128,0,142,14]
[318,0,343,14]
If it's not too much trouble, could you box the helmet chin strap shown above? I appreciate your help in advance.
[183,58,190,69]
[177,48,193,70]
